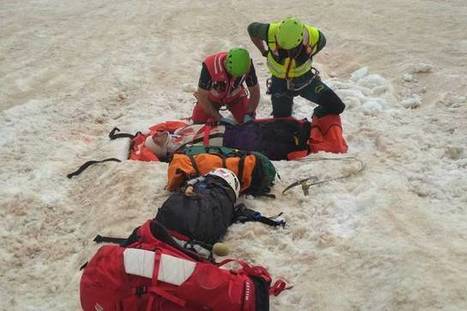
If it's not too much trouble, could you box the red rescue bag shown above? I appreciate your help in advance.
[80,220,287,311]
[309,114,348,153]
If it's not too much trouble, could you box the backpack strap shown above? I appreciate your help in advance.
[67,158,121,178]
[237,155,246,184]
[91,221,204,262]
[234,203,286,228]
[187,154,201,176]
[177,133,225,151]
[93,225,141,247]
[81,228,142,271]
[149,220,205,262]
[93,235,128,244]
[108,127,137,140]
[202,125,212,146]
[187,152,229,177]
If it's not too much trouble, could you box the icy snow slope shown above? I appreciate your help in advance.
[1,1,466,310]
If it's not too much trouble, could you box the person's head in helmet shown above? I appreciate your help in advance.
[144,131,172,160]
[225,48,251,77]
[276,17,305,51]
[207,168,240,199]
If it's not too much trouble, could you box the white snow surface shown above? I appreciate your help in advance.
[1,1,466,310]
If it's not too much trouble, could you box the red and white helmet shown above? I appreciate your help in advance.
[207,168,240,199]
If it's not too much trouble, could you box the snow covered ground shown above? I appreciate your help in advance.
[1,1,466,310]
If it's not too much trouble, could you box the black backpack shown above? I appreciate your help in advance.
[155,175,285,247]
[155,175,236,245]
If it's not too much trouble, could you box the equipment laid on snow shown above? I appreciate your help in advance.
[126,115,347,162]
[80,220,288,311]
[167,146,277,196]
[157,171,237,245]
[222,117,312,160]
[282,156,366,195]
[66,115,348,177]
[158,168,284,248]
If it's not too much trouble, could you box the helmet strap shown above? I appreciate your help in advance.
[302,29,309,46]
[274,34,281,51]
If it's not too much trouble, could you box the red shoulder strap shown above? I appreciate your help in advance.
[202,125,212,146]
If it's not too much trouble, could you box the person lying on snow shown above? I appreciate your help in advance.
[155,168,284,256]
[155,168,240,247]
[191,48,260,125]
[142,117,314,161]
[248,17,345,119]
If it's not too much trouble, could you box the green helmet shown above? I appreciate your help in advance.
[225,48,251,77]
[276,17,305,50]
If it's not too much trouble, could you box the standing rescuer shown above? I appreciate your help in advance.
[248,17,345,118]
[191,48,260,125]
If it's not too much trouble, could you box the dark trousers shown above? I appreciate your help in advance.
[270,73,345,118]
